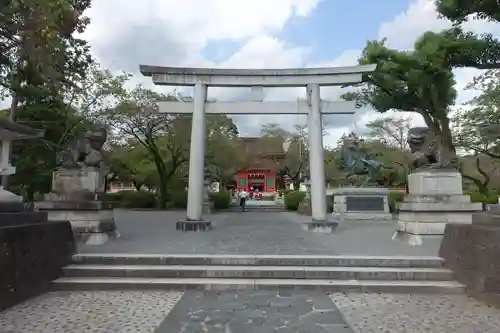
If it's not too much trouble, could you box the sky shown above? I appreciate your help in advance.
[2,0,500,147]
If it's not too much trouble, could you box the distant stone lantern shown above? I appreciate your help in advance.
[282,138,291,153]
[303,169,311,199]
[203,167,212,214]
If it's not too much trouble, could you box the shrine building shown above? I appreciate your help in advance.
[230,137,286,193]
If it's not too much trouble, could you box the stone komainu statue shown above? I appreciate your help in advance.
[407,127,457,171]
[58,127,108,169]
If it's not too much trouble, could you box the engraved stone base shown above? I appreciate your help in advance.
[302,220,338,233]
[396,171,482,236]
[332,187,391,220]
[176,220,212,232]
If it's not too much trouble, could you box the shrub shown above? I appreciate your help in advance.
[388,191,405,213]
[210,190,231,210]
[105,190,156,209]
[170,190,188,208]
[284,191,306,211]
[465,191,499,205]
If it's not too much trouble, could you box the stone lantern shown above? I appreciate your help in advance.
[303,169,311,200]
[203,167,212,214]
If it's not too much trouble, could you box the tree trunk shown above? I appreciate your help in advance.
[26,183,34,202]
[132,180,142,191]
[439,116,456,153]
[157,172,168,209]
[152,155,168,209]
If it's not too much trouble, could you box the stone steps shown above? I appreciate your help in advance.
[52,277,465,293]
[52,254,465,293]
[227,205,284,212]
[70,254,446,268]
[62,264,454,280]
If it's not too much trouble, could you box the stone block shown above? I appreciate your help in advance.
[396,171,482,236]
[36,200,113,210]
[0,188,22,202]
[408,171,463,195]
[176,220,212,232]
[472,212,500,226]
[439,223,500,293]
[36,201,116,235]
[0,202,27,213]
[51,168,105,197]
[331,187,391,220]
[0,221,75,311]
[302,220,338,233]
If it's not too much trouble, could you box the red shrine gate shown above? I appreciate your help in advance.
[236,169,276,192]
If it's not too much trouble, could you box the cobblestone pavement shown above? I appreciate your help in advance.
[156,290,353,333]
[0,291,182,333]
[78,210,442,256]
[330,293,500,333]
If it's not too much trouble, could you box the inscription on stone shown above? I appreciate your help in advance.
[346,196,384,211]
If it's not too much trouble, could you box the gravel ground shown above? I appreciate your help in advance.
[330,293,500,333]
[0,291,183,333]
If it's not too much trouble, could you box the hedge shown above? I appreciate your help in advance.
[465,191,499,205]
[170,190,188,209]
[210,190,231,210]
[284,191,306,211]
[105,190,156,209]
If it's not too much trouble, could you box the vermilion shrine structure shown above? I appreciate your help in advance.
[140,65,376,228]
[233,137,286,193]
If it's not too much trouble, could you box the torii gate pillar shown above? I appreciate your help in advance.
[306,83,327,221]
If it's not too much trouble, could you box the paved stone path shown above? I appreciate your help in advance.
[156,290,353,333]
[78,210,442,256]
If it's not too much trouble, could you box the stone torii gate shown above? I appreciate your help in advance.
[140,65,376,230]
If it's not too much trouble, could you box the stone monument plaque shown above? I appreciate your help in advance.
[346,196,384,211]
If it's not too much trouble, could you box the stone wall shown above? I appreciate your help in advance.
[0,221,75,311]
[439,223,500,294]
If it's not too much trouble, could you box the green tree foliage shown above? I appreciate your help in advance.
[343,37,457,157]
[453,70,500,194]
[436,0,500,23]
[1,0,93,102]
[205,115,243,186]
[260,123,308,189]
[434,0,500,69]
[102,87,187,209]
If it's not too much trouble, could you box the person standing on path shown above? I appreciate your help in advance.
[238,189,249,211]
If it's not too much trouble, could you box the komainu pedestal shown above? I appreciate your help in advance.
[35,127,117,243]
[396,171,482,235]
